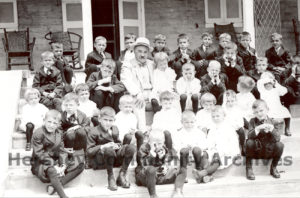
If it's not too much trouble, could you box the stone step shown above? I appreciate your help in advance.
[4,156,300,197]
[290,104,300,118]
[12,132,27,150]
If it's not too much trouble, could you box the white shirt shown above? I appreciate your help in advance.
[223,106,244,130]
[19,103,48,131]
[236,92,256,121]
[196,109,214,130]
[173,127,207,153]
[152,108,182,133]
[176,77,201,95]
[78,100,97,118]
[115,111,138,140]
[151,68,176,99]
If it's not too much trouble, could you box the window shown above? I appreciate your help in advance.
[61,0,84,62]
[204,0,243,28]
[0,0,18,31]
[119,0,145,50]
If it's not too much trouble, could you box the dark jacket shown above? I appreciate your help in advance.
[86,72,125,94]
[31,126,67,182]
[84,50,112,71]
[265,46,292,69]
[86,124,122,157]
[169,48,194,66]
[247,69,262,82]
[237,44,257,72]
[284,76,300,97]
[32,66,63,97]
[151,47,171,58]
[248,117,281,143]
[60,110,90,132]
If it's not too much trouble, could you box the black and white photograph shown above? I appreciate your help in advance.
[0,0,299,197]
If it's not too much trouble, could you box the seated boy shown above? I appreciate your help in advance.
[114,94,138,144]
[248,57,269,82]
[51,42,74,94]
[169,33,194,79]
[283,58,300,107]
[86,107,136,190]
[19,88,48,151]
[87,59,125,111]
[237,31,257,72]
[265,33,292,80]
[191,32,216,78]
[31,110,84,198]
[151,52,176,113]
[217,42,245,91]
[151,91,182,134]
[176,62,201,113]
[151,34,171,58]
[32,51,63,111]
[215,33,231,58]
[75,83,98,123]
[193,106,240,183]
[85,36,112,81]
[135,128,187,197]
[245,99,284,180]
[60,93,90,165]
[117,33,137,80]
[200,60,228,104]
[196,93,216,131]
[173,111,207,173]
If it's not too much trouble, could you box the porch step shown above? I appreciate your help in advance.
[290,104,300,118]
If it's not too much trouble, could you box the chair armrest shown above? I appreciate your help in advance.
[2,38,8,52]
[29,37,36,51]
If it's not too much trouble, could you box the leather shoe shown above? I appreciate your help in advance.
[117,170,130,188]
[246,168,255,180]
[108,174,118,191]
[270,165,280,178]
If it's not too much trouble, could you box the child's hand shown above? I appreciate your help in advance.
[48,92,56,98]
[67,125,81,132]
[198,60,204,66]
[107,87,115,93]
[43,92,49,97]
[264,123,274,132]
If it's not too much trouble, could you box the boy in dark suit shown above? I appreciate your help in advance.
[169,34,194,79]
[217,42,245,92]
[201,60,228,104]
[32,51,63,111]
[60,93,90,165]
[191,32,216,78]
[87,107,136,191]
[245,99,284,180]
[215,33,231,58]
[31,110,84,198]
[116,33,137,80]
[283,62,300,110]
[151,34,171,58]
[135,129,187,197]
[84,36,112,81]
[51,42,74,95]
[265,33,292,80]
[86,59,125,112]
[237,31,257,72]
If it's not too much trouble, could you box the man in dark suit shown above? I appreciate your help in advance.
[84,36,112,81]
[87,107,136,191]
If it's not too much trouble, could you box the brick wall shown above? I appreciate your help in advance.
[144,0,242,53]
[0,0,63,70]
[280,0,297,55]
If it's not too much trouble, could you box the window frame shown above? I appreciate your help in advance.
[118,0,145,50]
[0,0,18,31]
[61,0,83,32]
[204,0,243,28]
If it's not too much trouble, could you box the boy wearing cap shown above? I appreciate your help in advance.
[151,34,171,58]
[121,37,155,132]
[87,59,125,111]
[85,36,112,81]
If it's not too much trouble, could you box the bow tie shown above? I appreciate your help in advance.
[67,114,76,123]
[138,61,147,67]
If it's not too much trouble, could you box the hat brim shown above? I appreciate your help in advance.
[134,43,150,49]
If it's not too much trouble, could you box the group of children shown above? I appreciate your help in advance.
[17,30,300,198]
